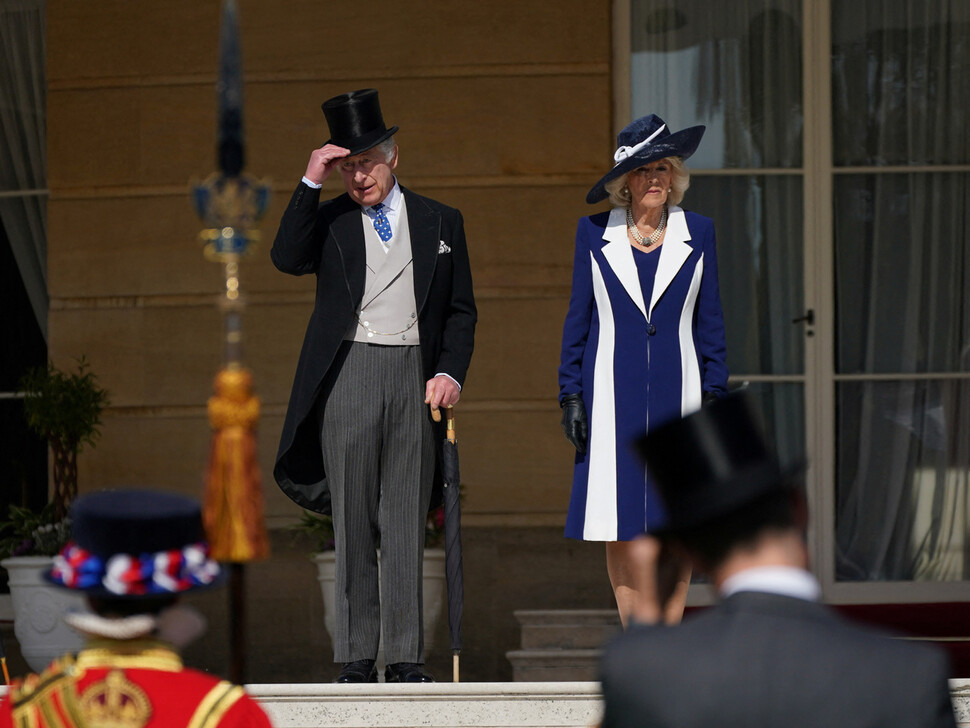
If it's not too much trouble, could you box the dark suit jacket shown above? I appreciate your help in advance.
[600,591,956,728]
[270,182,477,514]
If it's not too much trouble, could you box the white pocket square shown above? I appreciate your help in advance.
[438,240,451,254]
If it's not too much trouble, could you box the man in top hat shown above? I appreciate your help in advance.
[598,393,957,728]
[271,89,476,683]
[0,489,273,728]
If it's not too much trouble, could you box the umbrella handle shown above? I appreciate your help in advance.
[430,405,457,443]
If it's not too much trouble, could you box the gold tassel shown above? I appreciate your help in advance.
[203,367,269,562]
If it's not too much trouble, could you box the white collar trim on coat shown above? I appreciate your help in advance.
[600,205,692,319]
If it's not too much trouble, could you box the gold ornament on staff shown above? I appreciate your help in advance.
[192,0,270,565]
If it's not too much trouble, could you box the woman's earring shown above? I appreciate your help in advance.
[622,185,630,195]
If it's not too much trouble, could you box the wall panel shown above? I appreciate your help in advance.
[50,76,609,190]
[48,2,610,82]
[47,184,599,298]
[47,1,614,527]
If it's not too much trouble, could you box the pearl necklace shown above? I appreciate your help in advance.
[626,205,667,246]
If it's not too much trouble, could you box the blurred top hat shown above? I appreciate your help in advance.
[322,88,398,156]
[46,489,223,598]
[636,392,804,533]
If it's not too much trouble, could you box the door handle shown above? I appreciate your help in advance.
[792,309,815,326]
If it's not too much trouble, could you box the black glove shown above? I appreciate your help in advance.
[560,394,588,454]
[702,391,720,407]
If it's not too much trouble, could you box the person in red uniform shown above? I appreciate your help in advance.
[0,489,273,728]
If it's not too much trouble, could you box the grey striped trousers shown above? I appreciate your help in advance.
[318,341,435,663]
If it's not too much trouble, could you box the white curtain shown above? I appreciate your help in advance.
[833,0,970,581]
[0,0,47,341]
[629,0,805,467]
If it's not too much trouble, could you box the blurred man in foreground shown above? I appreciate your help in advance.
[599,393,956,728]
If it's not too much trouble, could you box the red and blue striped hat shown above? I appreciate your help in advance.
[46,489,224,598]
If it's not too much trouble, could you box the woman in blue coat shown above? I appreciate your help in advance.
[558,114,729,625]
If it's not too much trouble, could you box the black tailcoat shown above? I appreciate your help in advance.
[271,182,477,514]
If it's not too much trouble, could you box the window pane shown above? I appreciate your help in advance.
[832,0,970,166]
[836,379,970,581]
[630,0,803,169]
[689,175,804,375]
[834,173,970,374]
[746,381,806,471]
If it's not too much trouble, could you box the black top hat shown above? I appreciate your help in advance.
[46,489,224,598]
[322,88,399,156]
[586,114,705,204]
[636,393,804,533]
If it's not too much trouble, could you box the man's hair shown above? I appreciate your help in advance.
[669,481,803,571]
[376,136,397,163]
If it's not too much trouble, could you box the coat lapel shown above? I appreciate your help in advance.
[600,207,648,319]
[402,188,440,314]
[329,195,367,304]
[648,206,692,317]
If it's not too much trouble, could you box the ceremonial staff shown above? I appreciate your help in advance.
[192,0,270,684]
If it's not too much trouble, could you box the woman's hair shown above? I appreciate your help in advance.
[605,156,691,208]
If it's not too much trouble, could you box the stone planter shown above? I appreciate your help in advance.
[1,555,88,671]
[313,548,446,665]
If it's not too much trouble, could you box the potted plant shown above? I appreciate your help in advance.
[292,504,448,661]
[0,357,109,671]
[18,356,109,522]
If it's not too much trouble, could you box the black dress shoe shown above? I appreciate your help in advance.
[384,662,435,683]
[335,659,377,683]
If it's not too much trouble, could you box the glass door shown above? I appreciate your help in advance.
[622,0,808,468]
[619,0,970,603]
[827,0,970,601]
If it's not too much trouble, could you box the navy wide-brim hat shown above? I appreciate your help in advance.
[322,88,399,156]
[586,114,705,204]
[45,489,224,599]
[636,392,805,534]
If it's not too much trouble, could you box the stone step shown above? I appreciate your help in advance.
[505,649,602,683]
[513,609,620,650]
[248,681,603,728]
[248,680,970,727]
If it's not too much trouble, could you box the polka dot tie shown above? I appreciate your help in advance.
[372,203,392,243]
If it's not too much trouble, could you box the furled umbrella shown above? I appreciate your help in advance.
[432,404,464,681]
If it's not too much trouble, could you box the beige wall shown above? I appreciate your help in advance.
[47,1,615,527]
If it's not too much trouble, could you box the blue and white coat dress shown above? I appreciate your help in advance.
[558,205,729,541]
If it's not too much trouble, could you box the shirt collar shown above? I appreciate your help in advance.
[363,177,401,214]
[719,566,821,602]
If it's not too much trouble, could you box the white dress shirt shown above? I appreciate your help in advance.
[719,566,822,602]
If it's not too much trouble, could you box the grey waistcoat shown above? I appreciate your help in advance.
[346,205,420,346]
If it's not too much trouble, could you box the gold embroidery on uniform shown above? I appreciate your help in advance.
[186,682,244,728]
[58,683,88,728]
[74,641,182,673]
[10,657,76,728]
[37,697,68,728]
[78,670,152,728]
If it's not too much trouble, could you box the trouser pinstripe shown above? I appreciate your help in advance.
[318,341,435,663]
